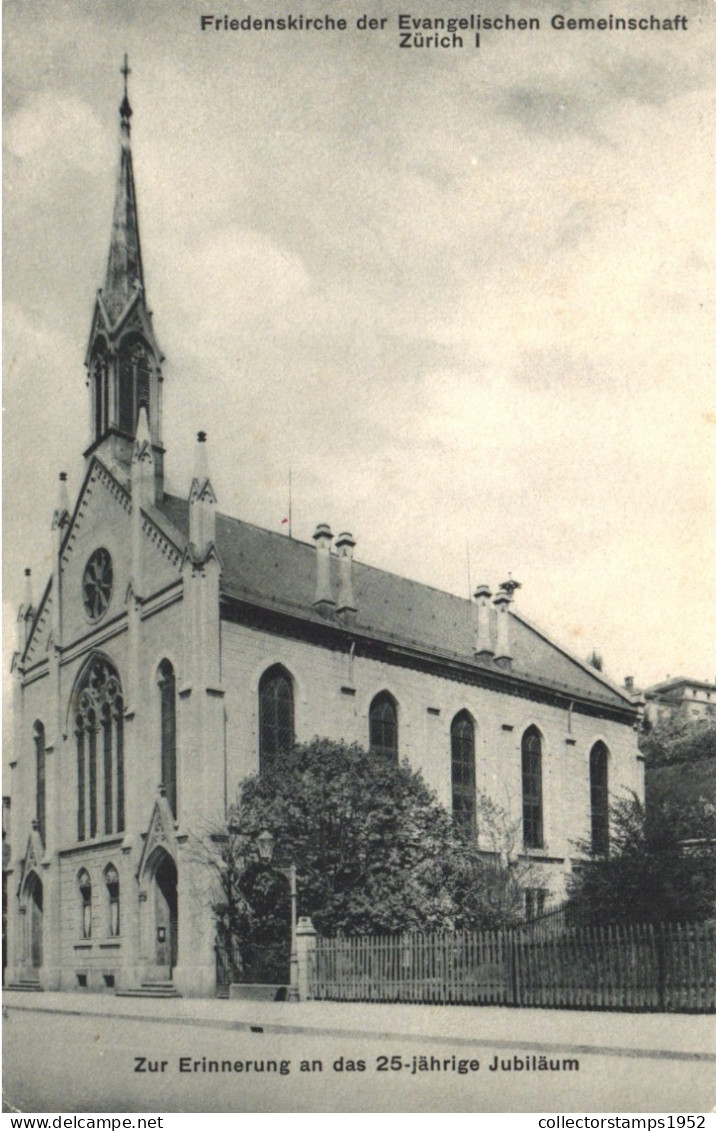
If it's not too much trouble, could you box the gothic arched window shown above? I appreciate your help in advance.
[451,711,476,836]
[78,869,92,940]
[521,726,544,849]
[74,657,124,841]
[118,340,152,437]
[104,864,120,938]
[92,350,109,440]
[158,660,177,817]
[369,692,398,763]
[589,741,609,856]
[34,721,46,846]
[259,665,294,775]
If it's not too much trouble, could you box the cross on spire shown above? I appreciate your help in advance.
[121,54,131,97]
[119,54,132,136]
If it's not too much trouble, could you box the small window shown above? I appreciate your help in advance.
[105,864,120,938]
[78,869,92,939]
[369,692,398,763]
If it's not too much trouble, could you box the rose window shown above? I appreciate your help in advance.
[82,548,113,621]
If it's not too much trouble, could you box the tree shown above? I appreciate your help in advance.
[567,793,716,924]
[640,714,716,767]
[205,737,531,945]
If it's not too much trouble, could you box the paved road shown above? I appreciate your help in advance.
[3,1006,714,1113]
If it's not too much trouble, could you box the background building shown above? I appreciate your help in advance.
[5,80,642,997]
[642,677,716,727]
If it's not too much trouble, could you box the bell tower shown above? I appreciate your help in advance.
[84,57,165,500]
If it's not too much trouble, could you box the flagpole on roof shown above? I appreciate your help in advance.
[288,466,292,539]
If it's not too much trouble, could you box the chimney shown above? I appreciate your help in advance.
[189,431,217,557]
[335,532,357,626]
[493,585,513,671]
[312,523,335,616]
[473,585,494,661]
[624,676,634,693]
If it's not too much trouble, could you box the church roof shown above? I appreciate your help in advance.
[157,493,634,714]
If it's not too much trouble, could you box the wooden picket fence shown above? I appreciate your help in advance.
[308,921,716,1012]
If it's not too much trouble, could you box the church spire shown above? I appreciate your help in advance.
[103,55,144,325]
[84,62,165,498]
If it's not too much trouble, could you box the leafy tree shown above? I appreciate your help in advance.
[202,738,532,951]
[639,714,716,767]
[567,793,716,924]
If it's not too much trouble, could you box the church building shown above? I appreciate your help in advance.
[6,73,642,997]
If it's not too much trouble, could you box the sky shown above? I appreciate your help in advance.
[3,0,715,715]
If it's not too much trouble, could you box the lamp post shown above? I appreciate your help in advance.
[256,830,299,1002]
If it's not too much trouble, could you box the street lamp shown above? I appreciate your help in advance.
[257,830,299,1003]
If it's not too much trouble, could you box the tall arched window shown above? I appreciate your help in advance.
[34,721,46,845]
[369,692,398,763]
[158,660,177,817]
[78,869,92,940]
[259,665,294,775]
[451,711,476,836]
[74,657,124,841]
[589,741,609,855]
[118,340,152,437]
[92,349,109,440]
[104,864,120,938]
[521,726,544,849]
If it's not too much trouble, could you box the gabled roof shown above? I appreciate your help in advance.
[158,493,635,713]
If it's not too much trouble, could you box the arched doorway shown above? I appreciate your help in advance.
[149,848,178,975]
[25,872,43,970]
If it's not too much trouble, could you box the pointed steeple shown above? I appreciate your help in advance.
[84,61,165,498]
[103,56,144,324]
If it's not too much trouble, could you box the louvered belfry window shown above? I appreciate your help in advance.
[589,741,609,855]
[93,352,109,440]
[451,712,476,836]
[259,666,294,775]
[521,726,544,849]
[118,341,151,437]
[369,692,398,763]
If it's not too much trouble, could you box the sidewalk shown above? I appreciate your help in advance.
[4,990,714,1062]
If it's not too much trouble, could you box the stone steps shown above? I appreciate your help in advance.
[116,982,182,999]
[4,980,44,993]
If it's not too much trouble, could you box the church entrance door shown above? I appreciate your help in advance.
[26,872,43,970]
[152,850,178,976]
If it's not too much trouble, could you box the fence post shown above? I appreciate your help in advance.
[655,922,666,1012]
[295,916,317,1001]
